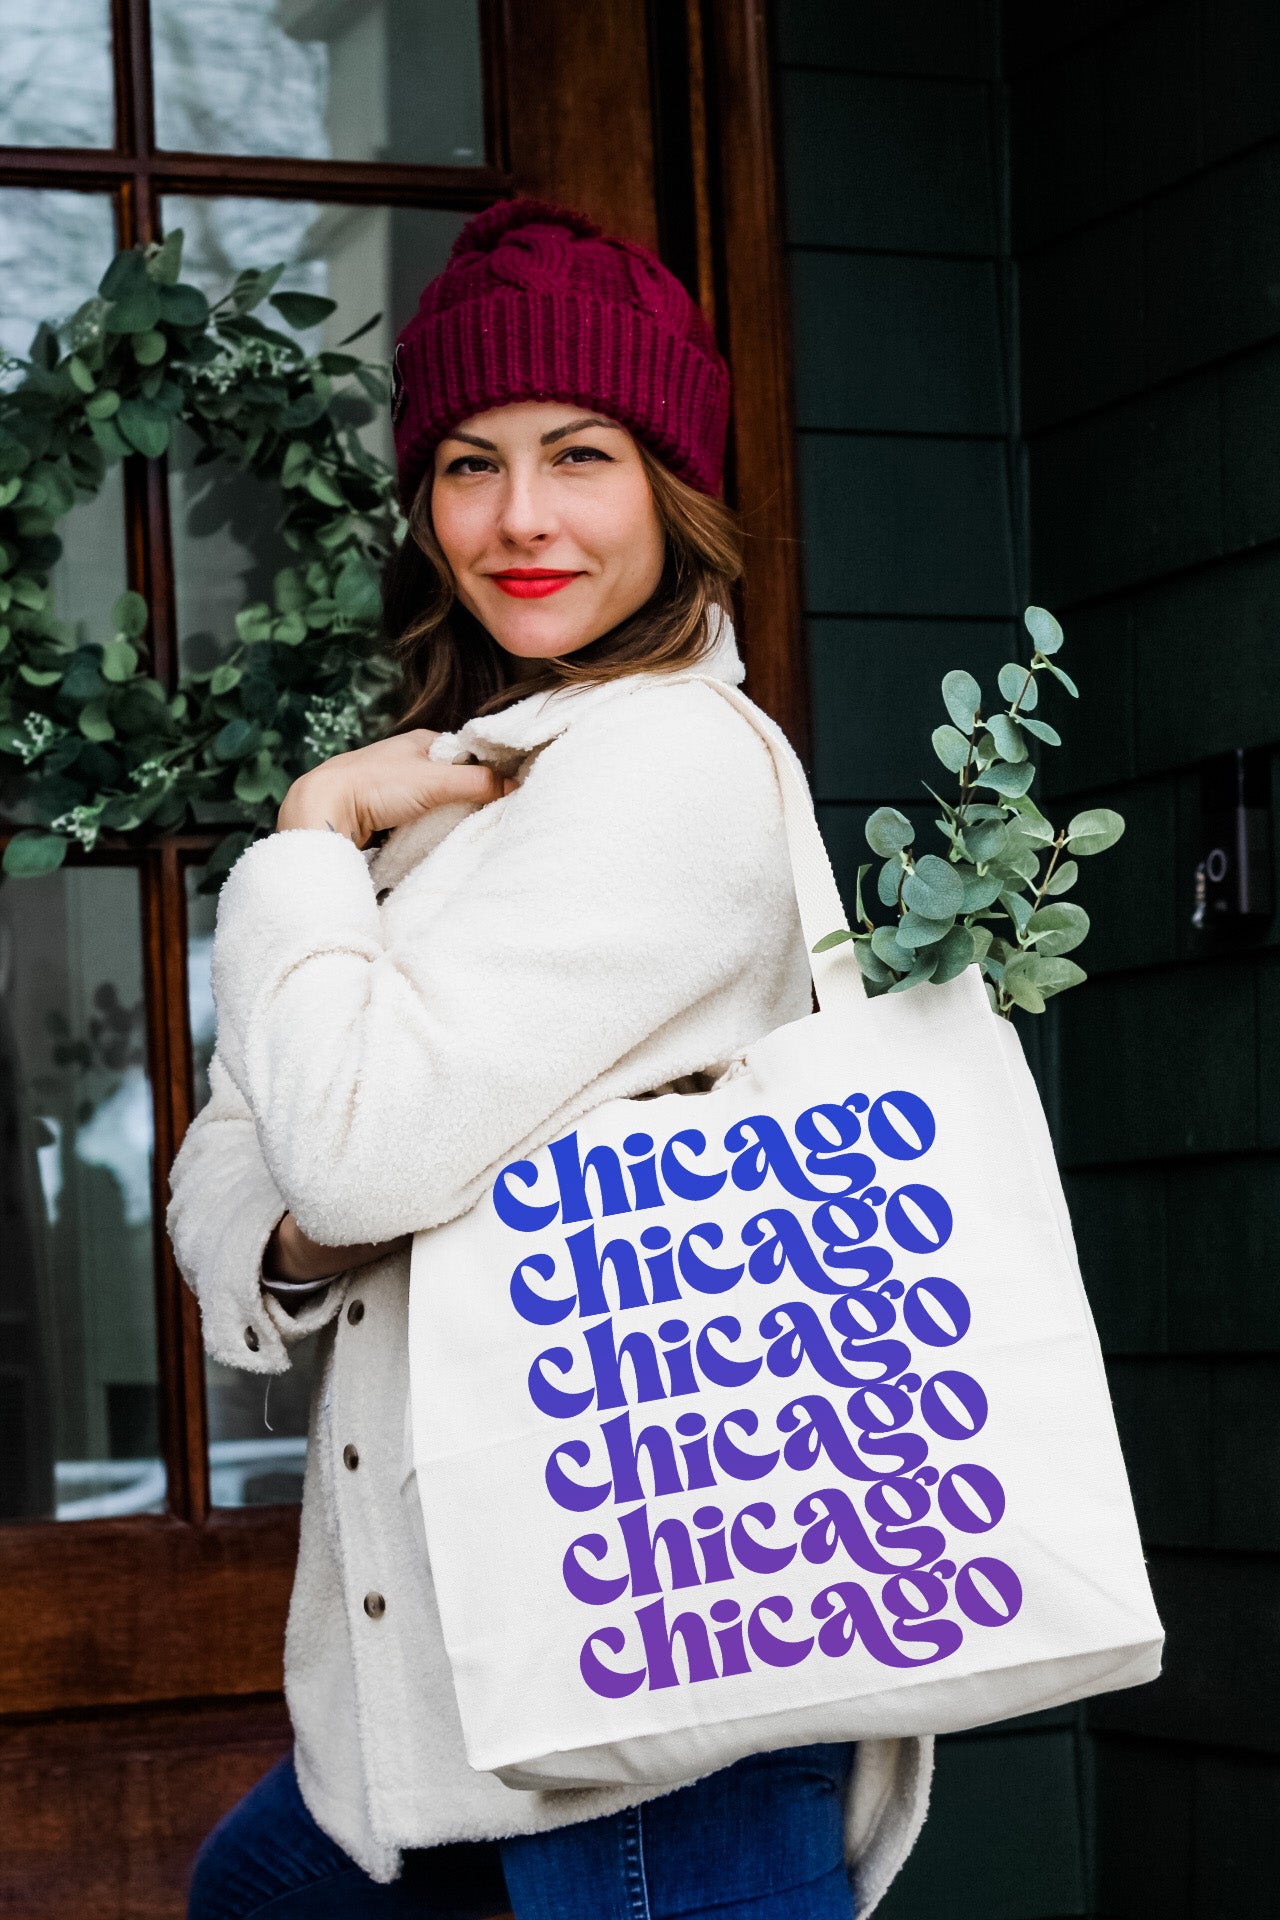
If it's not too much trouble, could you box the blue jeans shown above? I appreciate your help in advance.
[188,1744,856,1919]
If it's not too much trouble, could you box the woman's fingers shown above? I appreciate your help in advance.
[434,761,507,804]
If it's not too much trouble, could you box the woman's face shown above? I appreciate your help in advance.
[430,400,666,672]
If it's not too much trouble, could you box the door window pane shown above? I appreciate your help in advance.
[0,191,127,827]
[152,0,484,166]
[0,865,166,1521]
[0,189,117,373]
[162,195,464,676]
[0,0,114,150]
[185,864,318,1507]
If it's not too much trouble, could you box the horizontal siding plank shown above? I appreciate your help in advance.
[799,433,1016,616]
[779,70,999,254]
[789,252,1008,435]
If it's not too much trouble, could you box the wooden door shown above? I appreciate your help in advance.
[0,3,799,1912]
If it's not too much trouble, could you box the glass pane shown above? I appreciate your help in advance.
[0,188,117,373]
[185,863,318,1507]
[162,195,464,676]
[0,866,166,1521]
[152,0,483,166]
[0,0,114,149]
[0,191,128,826]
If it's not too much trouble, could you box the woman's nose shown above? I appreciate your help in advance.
[495,471,556,546]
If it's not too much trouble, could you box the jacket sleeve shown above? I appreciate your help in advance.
[207,679,799,1247]
[165,1048,348,1372]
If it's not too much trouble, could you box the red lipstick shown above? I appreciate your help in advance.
[488,569,582,599]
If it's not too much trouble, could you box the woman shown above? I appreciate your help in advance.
[169,199,932,1920]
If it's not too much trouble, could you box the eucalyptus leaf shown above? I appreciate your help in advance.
[901,852,964,919]
[2,828,67,876]
[865,806,915,857]
[113,590,148,638]
[960,869,1003,911]
[117,398,169,457]
[1002,954,1047,1014]
[1024,604,1064,655]
[133,330,167,365]
[854,940,895,988]
[973,759,1036,798]
[210,663,243,696]
[305,467,345,508]
[336,311,384,348]
[966,819,1008,864]
[1007,952,1086,1001]
[1007,797,1055,842]
[871,924,915,973]
[272,290,339,331]
[888,949,940,993]
[1043,658,1079,697]
[100,638,138,683]
[235,604,273,645]
[1067,806,1125,856]
[1001,889,1033,935]
[931,922,975,983]
[157,283,210,328]
[104,286,161,335]
[1027,901,1090,956]
[1019,715,1061,746]
[997,661,1029,706]
[985,711,1027,763]
[898,908,955,949]
[1044,858,1079,895]
[967,924,994,966]
[942,669,982,733]
[813,928,855,951]
[213,717,261,761]
[931,723,971,772]
[147,230,184,286]
[78,699,115,741]
[877,858,903,908]
[853,861,871,927]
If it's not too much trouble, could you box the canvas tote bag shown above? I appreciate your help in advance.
[408,674,1163,1792]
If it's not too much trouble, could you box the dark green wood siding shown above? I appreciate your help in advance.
[775,1,1279,1913]
[774,5,1091,1916]
[1010,4,1280,1912]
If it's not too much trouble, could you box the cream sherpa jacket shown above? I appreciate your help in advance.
[165,613,933,1913]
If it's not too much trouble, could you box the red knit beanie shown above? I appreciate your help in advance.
[391,198,730,506]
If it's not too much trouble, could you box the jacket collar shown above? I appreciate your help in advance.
[367,610,746,892]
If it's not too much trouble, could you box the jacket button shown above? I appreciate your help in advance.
[347,1299,364,1325]
[363,1590,386,1620]
[343,1444,359,1471]
[244,1325,260,1352]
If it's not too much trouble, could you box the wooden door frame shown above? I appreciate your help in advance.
[0,2,803,1900]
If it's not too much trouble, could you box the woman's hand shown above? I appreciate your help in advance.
[263,1211,411,1284]
[277,729,515,847]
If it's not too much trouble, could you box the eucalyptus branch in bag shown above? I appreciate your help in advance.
[814,605,1124,1019]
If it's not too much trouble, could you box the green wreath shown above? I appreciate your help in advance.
[0,229,402,886]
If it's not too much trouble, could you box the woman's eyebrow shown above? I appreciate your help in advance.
[540,416,621,444]
[445,430,499,451]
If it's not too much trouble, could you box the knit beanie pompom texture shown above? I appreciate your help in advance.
[391,198,731,504]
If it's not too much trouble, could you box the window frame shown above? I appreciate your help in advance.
[0,0,513,1678]
[0,0,804,1723]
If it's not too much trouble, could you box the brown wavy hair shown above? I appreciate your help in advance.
[381,441,743,736]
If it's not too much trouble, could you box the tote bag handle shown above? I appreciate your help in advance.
[685,675,866,1018]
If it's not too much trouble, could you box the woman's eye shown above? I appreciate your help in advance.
[446,455,496,475]
[557,445,611,466]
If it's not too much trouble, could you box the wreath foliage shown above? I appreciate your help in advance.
[0,229,402,886]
